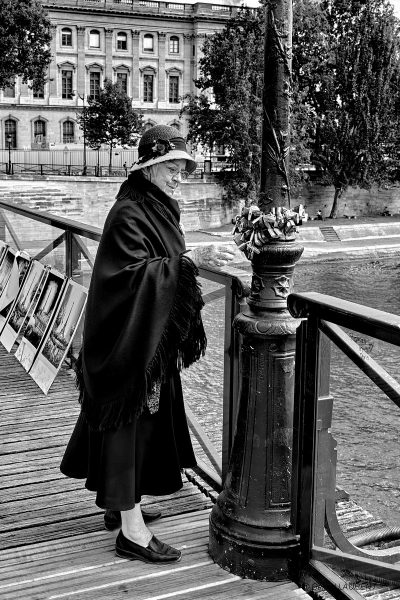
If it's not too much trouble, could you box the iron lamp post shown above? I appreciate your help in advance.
[209,0,303,581]
[6,135,12,175]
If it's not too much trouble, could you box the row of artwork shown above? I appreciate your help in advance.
[0,240,87,394]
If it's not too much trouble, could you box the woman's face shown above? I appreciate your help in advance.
[145,159,187,195]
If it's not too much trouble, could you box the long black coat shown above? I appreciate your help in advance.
[76,172,206,431]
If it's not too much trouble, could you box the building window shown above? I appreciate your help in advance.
[3,83,15,98]
[169,36,179,54]
[143,74,154,102]
[34,119,47,145]
[143,34,154,52]
[61,27,73,47]
[4,120,17,148]
[169,75,179,103]
[116,72,128,94]
[117,32,127,50]
[33,82,45,98]
[63,121,75,144]
[61,70,73,99]
[89,30,100,48]
[89,71,101,99]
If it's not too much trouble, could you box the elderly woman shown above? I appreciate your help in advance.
[60,125,233,564]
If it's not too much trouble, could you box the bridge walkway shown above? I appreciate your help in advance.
[0,345,311,600]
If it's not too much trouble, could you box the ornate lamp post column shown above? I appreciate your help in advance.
[209,0,303,581]
[6,135,12,175]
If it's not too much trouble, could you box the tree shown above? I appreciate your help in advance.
[181,3,316,206]
[310,0,400,216]
[181,8,264,205]
[0,0,52,89]
[182,0,400,215]
[78,79,143,171]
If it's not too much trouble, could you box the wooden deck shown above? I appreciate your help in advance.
[0,345,311,599]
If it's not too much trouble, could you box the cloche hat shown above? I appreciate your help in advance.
[130,125,197,174]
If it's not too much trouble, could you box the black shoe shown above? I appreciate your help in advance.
[104,507,162,531]
[115,530,181,563]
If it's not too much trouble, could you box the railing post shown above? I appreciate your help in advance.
[65,231,81,282]
[65,231,84,356]
[314,334,333,547]
[0,210,6,242]
[222,279,248,480]
[289,312,321,580]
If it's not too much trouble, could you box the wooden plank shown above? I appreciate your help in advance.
[0,344,311,600]
[0,511,211,565]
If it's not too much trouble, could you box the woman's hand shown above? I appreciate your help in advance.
[189,244,236,269]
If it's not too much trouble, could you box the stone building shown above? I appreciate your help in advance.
[0,0,246,150]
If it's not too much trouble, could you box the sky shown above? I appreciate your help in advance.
[195,0,400,13]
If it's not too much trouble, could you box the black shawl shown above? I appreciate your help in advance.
[75,172,207,431]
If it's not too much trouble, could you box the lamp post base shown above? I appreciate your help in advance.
[209,506,299,581]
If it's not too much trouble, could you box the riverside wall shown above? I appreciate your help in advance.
[2,175,400,230]
[0,176,228,231]
[295,182,400,218]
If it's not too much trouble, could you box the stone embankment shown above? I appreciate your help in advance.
[186,219,400,265]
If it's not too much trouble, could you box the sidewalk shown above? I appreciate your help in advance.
[185,217,400,267]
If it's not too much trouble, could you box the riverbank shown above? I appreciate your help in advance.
[185,216,400,266]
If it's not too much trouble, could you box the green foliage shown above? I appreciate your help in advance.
[182,3,315,205]
[183,0,400,215]
[312,0,400,216]
[181,8,264,204]
[0,0,52,89]
[78,79,143,167]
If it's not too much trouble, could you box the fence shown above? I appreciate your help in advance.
[289,292,400,598]
[0,198,249,489]
[0,149,232,178]
[0,148,138,170]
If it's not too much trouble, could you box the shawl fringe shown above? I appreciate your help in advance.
[144,253,207,406]
[74,254,206,431]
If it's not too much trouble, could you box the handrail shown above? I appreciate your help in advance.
[0,198,248,490]
[289,292,400,346]
[288,291,400,596]
[0,199,102,242]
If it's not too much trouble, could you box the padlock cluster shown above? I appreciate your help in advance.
[232,205,302,259]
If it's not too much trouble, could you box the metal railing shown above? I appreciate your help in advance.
[0,161,233,179]
[10,163,128,177]
[0,198,249,490]
[288,292,400,598]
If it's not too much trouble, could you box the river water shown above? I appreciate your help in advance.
[294,258,400,527]
[4,189,400,528]
[185,257,400,528]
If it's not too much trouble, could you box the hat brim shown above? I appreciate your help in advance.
[130,150,197,175]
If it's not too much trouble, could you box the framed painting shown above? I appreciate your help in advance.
[0,247,16,302]
[0,251,31,331]
[0,261,49,351]
[15,269,67,372]
[29,280,87,393]
[0,241,7,266]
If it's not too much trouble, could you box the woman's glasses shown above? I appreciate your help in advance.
[168,167,189,181]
